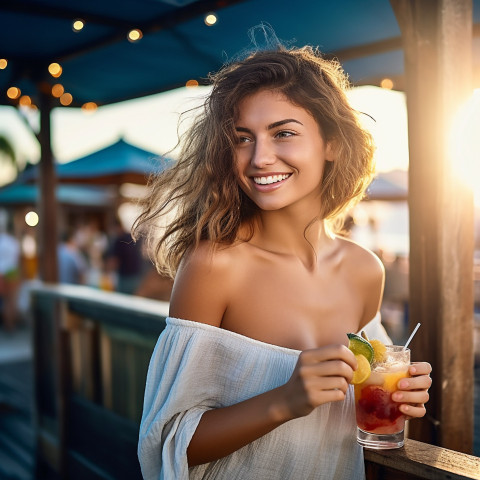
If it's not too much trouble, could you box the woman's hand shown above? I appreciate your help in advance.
[280,345,357,420]
[392,361,432,418]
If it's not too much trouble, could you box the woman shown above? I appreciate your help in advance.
[135,43,431,479]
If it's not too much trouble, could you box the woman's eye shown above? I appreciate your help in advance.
[275,130,295,139]
[237,136,252,144]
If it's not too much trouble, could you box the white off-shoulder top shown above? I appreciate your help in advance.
[138,314,389,480]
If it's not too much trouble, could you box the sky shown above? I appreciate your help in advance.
[0,85,410,186]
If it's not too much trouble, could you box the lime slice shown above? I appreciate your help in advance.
[370,339,387,363]
[347,333,374,364]
[351,354,371,384]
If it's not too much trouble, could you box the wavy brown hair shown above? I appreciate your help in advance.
[133,45,376,277]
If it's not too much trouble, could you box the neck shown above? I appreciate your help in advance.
[245,209,335,269]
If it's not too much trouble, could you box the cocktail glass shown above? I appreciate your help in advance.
[354,345,410,449]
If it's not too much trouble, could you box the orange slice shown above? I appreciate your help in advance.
[351,354,371,384]
[370,339,387,363]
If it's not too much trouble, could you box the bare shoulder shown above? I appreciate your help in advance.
[337,236,385,326]
[169,241,241,327]
[338,235,384,280]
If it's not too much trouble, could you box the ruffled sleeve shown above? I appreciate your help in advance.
[138,322,216,479]
[137,318,299,480]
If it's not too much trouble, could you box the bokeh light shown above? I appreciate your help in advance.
[73,19,84,32]
[185,79,199,88]
[60,92,73,106]
[18,95,32,106]
[128,29,143,42]
[82,102,98,113]
[25,211,39,227]
[0,59,7,69]
[204,13,217,26]
[51,84,64,98]
[48,62,63,78]
[7,86,21,99]
[380,78,394,90]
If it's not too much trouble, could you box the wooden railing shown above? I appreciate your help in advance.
[30,284,480,480]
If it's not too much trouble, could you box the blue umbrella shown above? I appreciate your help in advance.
[16,139,172,185]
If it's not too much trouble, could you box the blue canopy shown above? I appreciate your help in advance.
[16,139,170,185]
[1,0,478,108]
[0,183,116,207]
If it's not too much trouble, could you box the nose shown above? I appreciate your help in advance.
[251,138,276,168]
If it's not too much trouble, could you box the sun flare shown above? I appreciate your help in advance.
[449,89,480,206]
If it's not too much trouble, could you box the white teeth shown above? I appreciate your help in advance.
[253,174,290,185]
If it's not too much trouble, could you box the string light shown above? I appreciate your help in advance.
[48,62,63,78]
[18,95,32,106]
[204,13,217,26]
[72,19,85,32]
[185,79,199,88]
[51,84,64,98]
[0,59,7,69]
[60,92,73,106]
[380,78,394,90]
[7,87,21,99]
[127,29,143,42]
[81,102,98,113]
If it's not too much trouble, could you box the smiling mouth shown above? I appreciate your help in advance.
[253,174,291,185]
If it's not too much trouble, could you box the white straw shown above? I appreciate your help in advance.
[403,322,421,350]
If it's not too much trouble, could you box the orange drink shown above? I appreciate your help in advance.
[354,345,410,449]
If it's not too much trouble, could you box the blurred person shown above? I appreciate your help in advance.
[106,218,144,295]
[0,208,21,331]
[134,33,432,480]
[58,227,88,285]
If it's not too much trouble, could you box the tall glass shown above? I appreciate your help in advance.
[354,345,410,449]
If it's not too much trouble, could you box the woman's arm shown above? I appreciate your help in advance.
[186,344,357,466]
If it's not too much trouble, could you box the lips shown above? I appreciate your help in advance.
[253,173,291,185]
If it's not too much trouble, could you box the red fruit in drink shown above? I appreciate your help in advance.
[356,385,403,431]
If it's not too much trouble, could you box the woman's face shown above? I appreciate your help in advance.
[234,89,333,213]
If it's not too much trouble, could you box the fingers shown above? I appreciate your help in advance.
[301,344,357,371]
[399,403,427,418]
[409,362,432,376]
[393,361,432,419]
[392,389,429,406]
[397,374,432,392]
[303,373,350,395]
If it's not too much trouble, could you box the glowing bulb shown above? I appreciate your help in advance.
[60,93,73,106]
[380,78,394,90]
[48,63,62,78]
[51,84,64,98]
[81,102,98,113]
[7,87,21,99]
[19,95,32,106]
[25,211,39,227]
[72,19,84,32]
[0,59,7,69]
[185,79,199,88]
[127,29,143,42]
[204,13,217,26]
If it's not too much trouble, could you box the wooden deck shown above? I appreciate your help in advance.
[0,314,479,479]
[0,357,34,480]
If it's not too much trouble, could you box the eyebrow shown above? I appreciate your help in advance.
[235,118,303,133]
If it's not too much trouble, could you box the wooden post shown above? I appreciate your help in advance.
[38,91,59,283]
[390,0,475,453]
